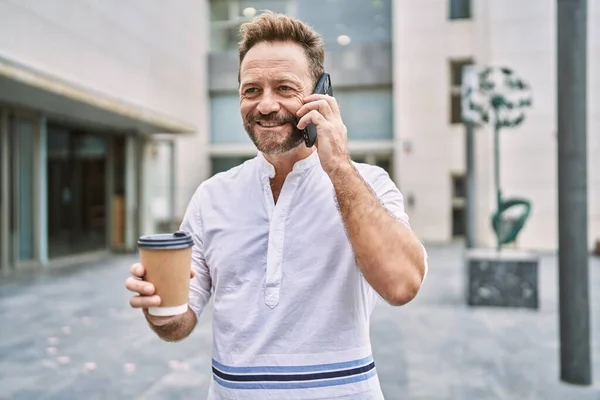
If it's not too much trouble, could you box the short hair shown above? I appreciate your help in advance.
[238,11,325,84]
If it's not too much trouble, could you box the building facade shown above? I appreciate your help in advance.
[0,0,210,275]
[393,0,600,251]
[207,0,599,251]
[5,0,594,278]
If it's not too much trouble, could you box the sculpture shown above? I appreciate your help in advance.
[462,66,534,250]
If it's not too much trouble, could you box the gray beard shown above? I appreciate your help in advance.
[243,113,305,154]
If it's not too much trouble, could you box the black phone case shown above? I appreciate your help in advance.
[303,73,333,147]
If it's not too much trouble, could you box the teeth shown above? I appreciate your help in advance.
[260,122,283,127]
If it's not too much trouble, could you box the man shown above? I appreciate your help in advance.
[126,12,427,400]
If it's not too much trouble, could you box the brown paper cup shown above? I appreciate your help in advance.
[137,231,194,316]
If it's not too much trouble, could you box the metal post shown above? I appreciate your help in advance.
[465,120,475,248]
[493,108,502,251]
[461,65,479,248]
[557,0,591,386]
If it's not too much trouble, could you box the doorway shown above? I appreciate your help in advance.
[0,112,40,272]
[47,125,108,258]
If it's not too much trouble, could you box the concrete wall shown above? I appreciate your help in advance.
[0,0,203,124]
[0,0,210,221]
[393,0,599,251]
[393,0,475,243]
[172,1,210,219]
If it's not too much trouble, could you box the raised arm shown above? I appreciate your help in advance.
[330,165,427,306]
[296,93,427,306]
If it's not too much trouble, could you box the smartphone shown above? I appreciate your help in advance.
[302,72,333,147]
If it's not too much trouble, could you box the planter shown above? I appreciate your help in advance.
[465,248,539,309]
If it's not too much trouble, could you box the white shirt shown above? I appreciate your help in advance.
[179,150,427,400]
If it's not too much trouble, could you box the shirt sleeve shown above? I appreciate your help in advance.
[179,185,213,317]
[365,166,429,285]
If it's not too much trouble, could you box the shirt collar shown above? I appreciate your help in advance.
[257,150,320,178]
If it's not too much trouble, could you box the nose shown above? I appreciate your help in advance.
[256,90,281,115]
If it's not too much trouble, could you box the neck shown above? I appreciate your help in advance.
[262,146,315,180]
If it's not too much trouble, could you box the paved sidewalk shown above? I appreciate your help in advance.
[0,243,598,399]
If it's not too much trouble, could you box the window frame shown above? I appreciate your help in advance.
[448,0,472,20]
[449,58,474,125]
[210,0,296,51]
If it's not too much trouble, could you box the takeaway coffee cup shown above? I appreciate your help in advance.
[137,231,194,317]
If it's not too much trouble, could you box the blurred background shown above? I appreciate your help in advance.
[0,0,599,399]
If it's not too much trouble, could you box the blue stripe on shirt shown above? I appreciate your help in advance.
[213,367,378,390]
[213,362,375,382]
[212,355,374,374]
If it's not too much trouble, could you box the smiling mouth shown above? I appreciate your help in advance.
[256,121,287,127]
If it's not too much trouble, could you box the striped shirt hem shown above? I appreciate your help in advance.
[212,355,377,390]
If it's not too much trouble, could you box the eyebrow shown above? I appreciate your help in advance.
[240,77,303,89]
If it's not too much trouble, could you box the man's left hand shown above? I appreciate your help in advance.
[296,94,350,175]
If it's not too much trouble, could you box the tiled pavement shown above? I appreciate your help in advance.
[1,243,599,399]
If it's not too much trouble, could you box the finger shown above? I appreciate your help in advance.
[296,99,334,120]
[190,269,196,279]
[303,94,340,116]
[297,110,328,130]
[130,295,161,309]
[125,277,155,295]
[130,263,145,278]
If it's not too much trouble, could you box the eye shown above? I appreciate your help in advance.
[278,85,292,92]
[244,87,259,95]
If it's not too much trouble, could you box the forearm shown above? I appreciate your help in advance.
[144,307,197,342]
[330,163,426,305]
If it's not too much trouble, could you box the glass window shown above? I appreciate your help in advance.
[211,0,231,21]
[449,59,474,124]
[209,0,391,51]
[211,156,254,175]
[238,0,289,17]
[145,140,176,233]
[351,154,394,181]
[209,88,393,143]
[375,156,392,177]
[47,126,108,258]
[211,24,243,51]
[451,59,472,87]
[452,207,466,237]
[336,88,393,140]
[210,0,291,51]
[15,118,35,260]
[210,93,253,144]
[451,94,463,125]
[449,0,471,20]
[296,0,391,46]
[452,174,466,199]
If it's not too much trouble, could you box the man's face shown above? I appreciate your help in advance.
[239,41,314,155]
